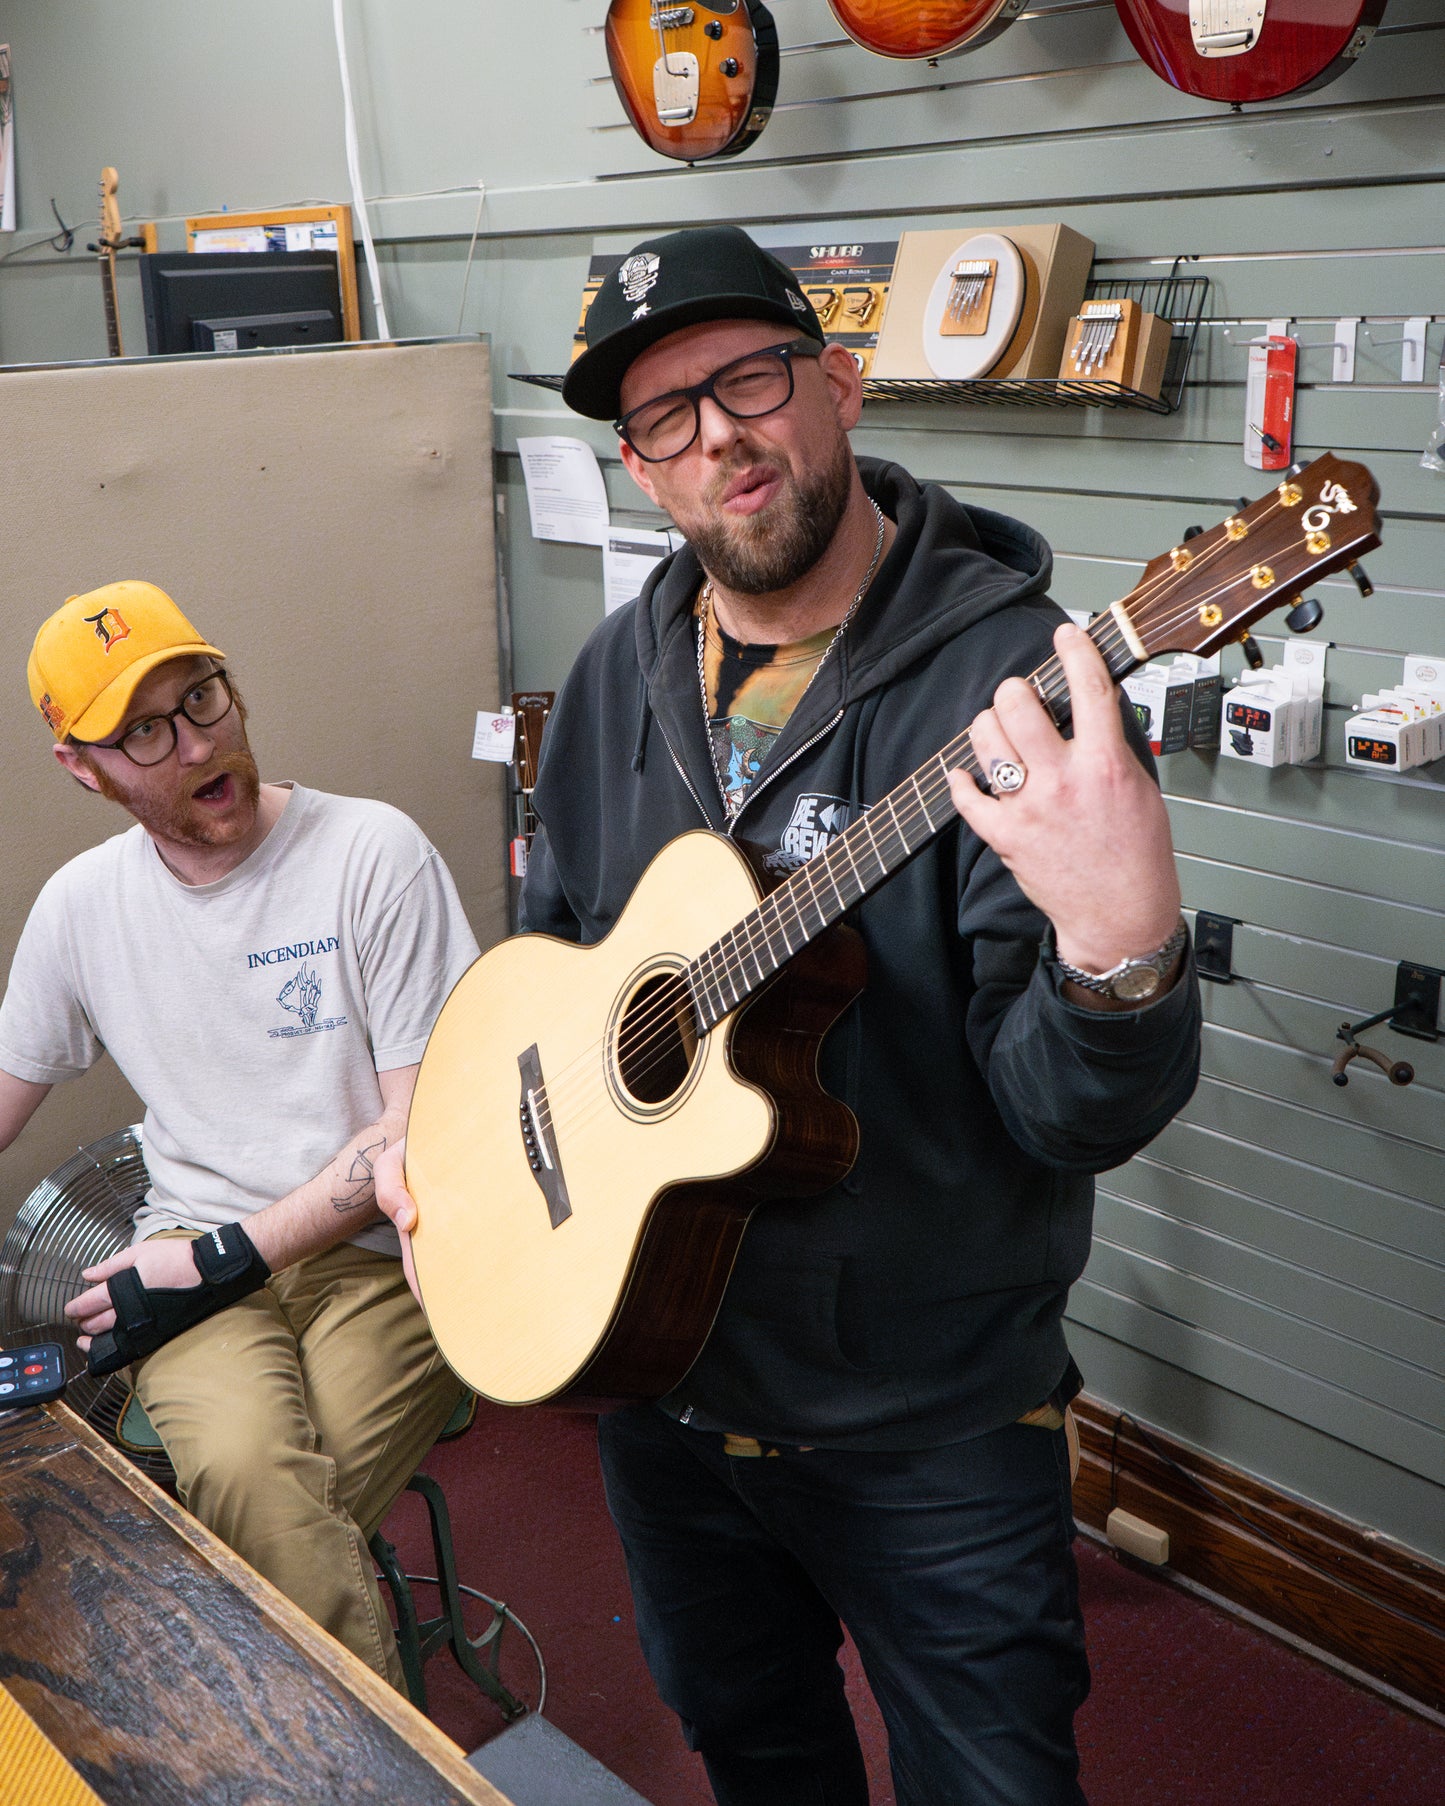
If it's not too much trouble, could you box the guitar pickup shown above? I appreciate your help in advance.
[655,5,695,24]
[518,1044,572,1229]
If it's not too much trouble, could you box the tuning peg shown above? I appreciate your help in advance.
[1285,596,1324,634]
[1183,524,1204,541]
[1285,462,1306,480]
[1238,633,1265,671]
[1346,562,1374,598]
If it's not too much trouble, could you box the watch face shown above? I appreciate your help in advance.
[1111,963,1161,1003]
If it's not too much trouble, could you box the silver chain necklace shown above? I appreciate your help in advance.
[697,499,886,822]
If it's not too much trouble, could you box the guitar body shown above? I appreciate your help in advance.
[406,831,863,1408]
[1113,0,1386,103]
[826,0,1028,60]
[605,0,779,161]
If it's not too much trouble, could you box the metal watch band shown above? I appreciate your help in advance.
[1054,916,1188,999]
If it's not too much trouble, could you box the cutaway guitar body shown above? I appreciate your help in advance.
[1113,0,1386,104]
[406,831,863,1408]
[605,0,780,161]
[826,0,1028,61]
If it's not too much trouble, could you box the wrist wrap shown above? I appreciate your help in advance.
[86,1222,272,1378]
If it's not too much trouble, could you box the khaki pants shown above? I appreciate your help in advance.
[134,1240,463,1689]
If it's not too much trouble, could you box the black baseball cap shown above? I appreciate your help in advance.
[562,225,825,422]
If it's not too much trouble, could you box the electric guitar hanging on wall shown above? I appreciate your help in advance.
[1112,0,1387,105]
[825,0,1029,61]
[95,168,127,357]
[605,0,779,161]
[405,454,1380,1410]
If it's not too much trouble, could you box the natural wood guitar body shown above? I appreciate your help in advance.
[407,831,862,1408]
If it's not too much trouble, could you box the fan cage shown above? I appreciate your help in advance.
[0,1124,176,1484]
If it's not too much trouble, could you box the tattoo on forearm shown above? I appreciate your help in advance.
[331,1135,387,1213]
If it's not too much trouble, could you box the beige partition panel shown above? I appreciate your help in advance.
[0,338,505,1236]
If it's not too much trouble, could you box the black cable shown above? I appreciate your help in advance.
[1110,1409,1444,1645]
[0,198,79,264]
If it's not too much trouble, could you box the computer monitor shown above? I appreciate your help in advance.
[139,250,345,355]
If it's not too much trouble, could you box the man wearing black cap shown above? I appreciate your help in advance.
[389,224,1200,1802]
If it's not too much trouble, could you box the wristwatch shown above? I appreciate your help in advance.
[1054,916,1188,1004]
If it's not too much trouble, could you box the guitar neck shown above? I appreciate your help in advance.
[687,609,1136,1033]
[101,251,123,357]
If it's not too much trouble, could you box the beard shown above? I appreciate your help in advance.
[83,744,262,850]
[670,428,855,597]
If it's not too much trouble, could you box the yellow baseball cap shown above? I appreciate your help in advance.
[28,581,225,743]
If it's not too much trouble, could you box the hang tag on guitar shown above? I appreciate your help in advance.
[1244,333,1296,470]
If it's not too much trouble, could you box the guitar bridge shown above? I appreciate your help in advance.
[1188,0,1264,56]
[653,51,699,124]
[518,1044,572,1229]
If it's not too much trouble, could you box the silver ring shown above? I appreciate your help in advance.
[989,758,1027,795]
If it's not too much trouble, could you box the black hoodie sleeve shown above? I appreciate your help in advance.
[517,824,584,942]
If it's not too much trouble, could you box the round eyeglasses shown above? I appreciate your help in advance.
[93,670,237,767]
[615,338,825,464]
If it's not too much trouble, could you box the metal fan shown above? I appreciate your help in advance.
[0,1124,175,1484]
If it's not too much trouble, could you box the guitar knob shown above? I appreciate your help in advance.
[720,57,740,76]
[1347,562,1374,598]
[705,18,723,36]
[1284,596,1324,634]
[1183,524,1204,541]
[1237,632,1265,671]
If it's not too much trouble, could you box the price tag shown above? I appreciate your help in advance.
[471,709,516,763]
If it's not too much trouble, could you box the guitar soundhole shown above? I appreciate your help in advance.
[616,972,699,1106]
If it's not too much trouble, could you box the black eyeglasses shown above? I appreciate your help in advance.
[91,670,236,767]
[615,338,825,464]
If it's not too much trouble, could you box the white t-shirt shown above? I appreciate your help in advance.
[0,784,479,1255]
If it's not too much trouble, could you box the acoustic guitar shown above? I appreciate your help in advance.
[1113,0,1386,104]
[825,0,1029,61]
[605,0,779,161]
[405,454,1380,1409]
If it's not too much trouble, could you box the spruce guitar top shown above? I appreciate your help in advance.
[605,0,779,161]
[405,455,1380,1410]
[1112,0,1386,104]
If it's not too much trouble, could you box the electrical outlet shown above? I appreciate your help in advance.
[1106,1507,1170,1566]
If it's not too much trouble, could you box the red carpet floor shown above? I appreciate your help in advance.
[382,1401,1445,1804]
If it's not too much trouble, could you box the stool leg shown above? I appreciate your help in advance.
[408,1473,526,1721]
[369,1528,429,1715]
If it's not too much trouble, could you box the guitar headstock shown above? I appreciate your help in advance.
[99,167,123,252]
[1123,454,1381,662]
[511,691,554,793]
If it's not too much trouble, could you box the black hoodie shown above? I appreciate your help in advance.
[523,457,1200,1449]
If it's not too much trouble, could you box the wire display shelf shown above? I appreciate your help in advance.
[861,271,1209,416]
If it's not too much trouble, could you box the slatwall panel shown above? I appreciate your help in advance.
[0,0,1439,1556]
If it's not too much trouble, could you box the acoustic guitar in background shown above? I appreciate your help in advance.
[605,0,779,161]
[405,455,1380,1411]
[825,0,1030,61]
[1112,0,1387,104]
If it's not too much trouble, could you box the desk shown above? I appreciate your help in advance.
[0,1402,512,1806]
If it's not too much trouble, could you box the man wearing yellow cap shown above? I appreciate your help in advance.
[0,580,478,1689]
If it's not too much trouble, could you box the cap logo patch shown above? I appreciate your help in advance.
[83,606,131,652]
[39,694,66,735]
[787,289,808,313]
[619,252,661,305]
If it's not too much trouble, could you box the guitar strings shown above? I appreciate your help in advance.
[532,504,1337,1137]
[538,506,1333,1139]
[529,503,1349,1140]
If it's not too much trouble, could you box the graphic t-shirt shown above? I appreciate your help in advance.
[700,599,834,815]
[0,785,479,1255]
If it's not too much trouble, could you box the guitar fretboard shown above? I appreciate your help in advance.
[686,607,1139,1033]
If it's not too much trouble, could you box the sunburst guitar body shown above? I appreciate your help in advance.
[406,831,862,1408]
[605,0,780,161]
[826,0,1029,60]
[1113,0,1386,103]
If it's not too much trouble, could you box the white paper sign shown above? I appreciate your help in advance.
[517,436,610,547]
[604,528,677,615]
[471,709,516,763]
[0,47,15,234]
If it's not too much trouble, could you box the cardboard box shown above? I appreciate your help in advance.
[871,223,1094,382]
[1123,662,1193,757]
[1127,310,1173,401]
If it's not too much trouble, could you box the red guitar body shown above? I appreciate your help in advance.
[1113,0,1386,104]
[827,0,1027,61]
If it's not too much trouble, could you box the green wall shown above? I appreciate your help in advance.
[1,0,1442,1561]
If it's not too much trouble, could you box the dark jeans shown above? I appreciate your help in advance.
[598,1403,1089,1806]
